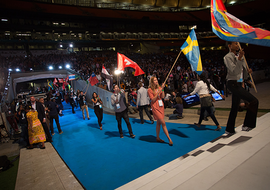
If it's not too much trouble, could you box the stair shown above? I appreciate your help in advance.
[116,112,270,190]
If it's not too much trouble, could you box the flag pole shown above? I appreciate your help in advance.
[163,50,182,84]
[85,83,90,95]
[237,42,257,93]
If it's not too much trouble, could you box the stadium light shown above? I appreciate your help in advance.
[59,66,63,69]
[65,64,70,69]
[69,44,73,48]
[49,66,53,70]
[114,70,121,75]
[60,44,63,48]
[16,68,20,72]
[8,68,12,72]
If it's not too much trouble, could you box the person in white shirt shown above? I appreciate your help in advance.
[182,81,188,93]
[184,72,224,131]
[224,41,258,134]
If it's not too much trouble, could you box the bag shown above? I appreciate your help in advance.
[200,96,212,107]
[0,155,11,171]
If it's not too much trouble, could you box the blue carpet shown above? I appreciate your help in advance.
[52,102,225,190]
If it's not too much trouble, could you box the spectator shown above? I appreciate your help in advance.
[25,105,46,149]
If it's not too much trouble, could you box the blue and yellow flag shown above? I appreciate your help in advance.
[180,29,202,75]
[211,0,270,47]
[47,80,53,91]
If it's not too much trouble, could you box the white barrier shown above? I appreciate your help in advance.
[73,80,114,111]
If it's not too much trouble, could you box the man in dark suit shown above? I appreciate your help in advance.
[47,98,63,135]
[29,96,52,142]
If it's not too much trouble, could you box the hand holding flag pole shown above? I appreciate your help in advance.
[237,42,257,93]
[163,51,182,84]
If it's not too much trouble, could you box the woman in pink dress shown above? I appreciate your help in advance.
[148,77,173,146]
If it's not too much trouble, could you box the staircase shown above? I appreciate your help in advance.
[117,112,270,190]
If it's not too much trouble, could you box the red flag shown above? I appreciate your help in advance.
[58,78,64,83]
[88,72,99,86]
[65,76,69,83]
[63,76,69,85]
[117,53,145,76]
[101,65,113,91]
[53,78,58,87]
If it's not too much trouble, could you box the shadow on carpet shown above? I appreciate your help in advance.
[52,102,225,190]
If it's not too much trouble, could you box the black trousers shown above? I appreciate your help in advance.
[20,123,29,145]
[115,109,133,135]
[50,114,62,134]
[226,80,258,133]
[138,105,153,123]
[71,103,75,113]
[42,122,52,142]
[198,106,219,126]
[94,105,103,127]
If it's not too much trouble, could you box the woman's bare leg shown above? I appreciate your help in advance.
[160,119,173,145]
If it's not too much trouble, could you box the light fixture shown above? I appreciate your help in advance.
[69,44,73,48]
[65,64,70,69]
[49,66,53,70]
[8,69,12,72]
[16,68,20,72]
[59,66,62,69]
[114,70,122,75]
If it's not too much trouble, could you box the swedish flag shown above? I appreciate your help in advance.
[181,29,202,75]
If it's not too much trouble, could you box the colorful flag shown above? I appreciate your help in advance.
[117,53,145,76]
[58,78,64,83]
[88,72,99,86]
[180,29,202,75]
[75,75,81,80]
[101,65,113,91]
[69,74,76,81]
[47,80,53,91]
[211,0,270,47]
[65,76,69,83]
[53,78,58,87]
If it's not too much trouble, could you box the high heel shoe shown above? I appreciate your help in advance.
[215,125,221,131]
[156,138,165,143]
[194,123,201,128]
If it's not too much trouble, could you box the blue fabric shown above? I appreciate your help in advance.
[52,102,225,190]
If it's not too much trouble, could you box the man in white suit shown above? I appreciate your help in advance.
[136,82,154,124]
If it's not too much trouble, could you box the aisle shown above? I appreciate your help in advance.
[52,102,225,190]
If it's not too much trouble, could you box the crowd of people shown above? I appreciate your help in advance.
[1,86,106,148]
[0,43,265,146]
[0,49,269,97]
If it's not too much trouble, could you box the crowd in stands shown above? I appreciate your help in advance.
[0,49,269,101]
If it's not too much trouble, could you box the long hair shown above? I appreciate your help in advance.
[175,97,183,104]
[92,92,97,100]
[199,72,211,91]
[149,76,159,95]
